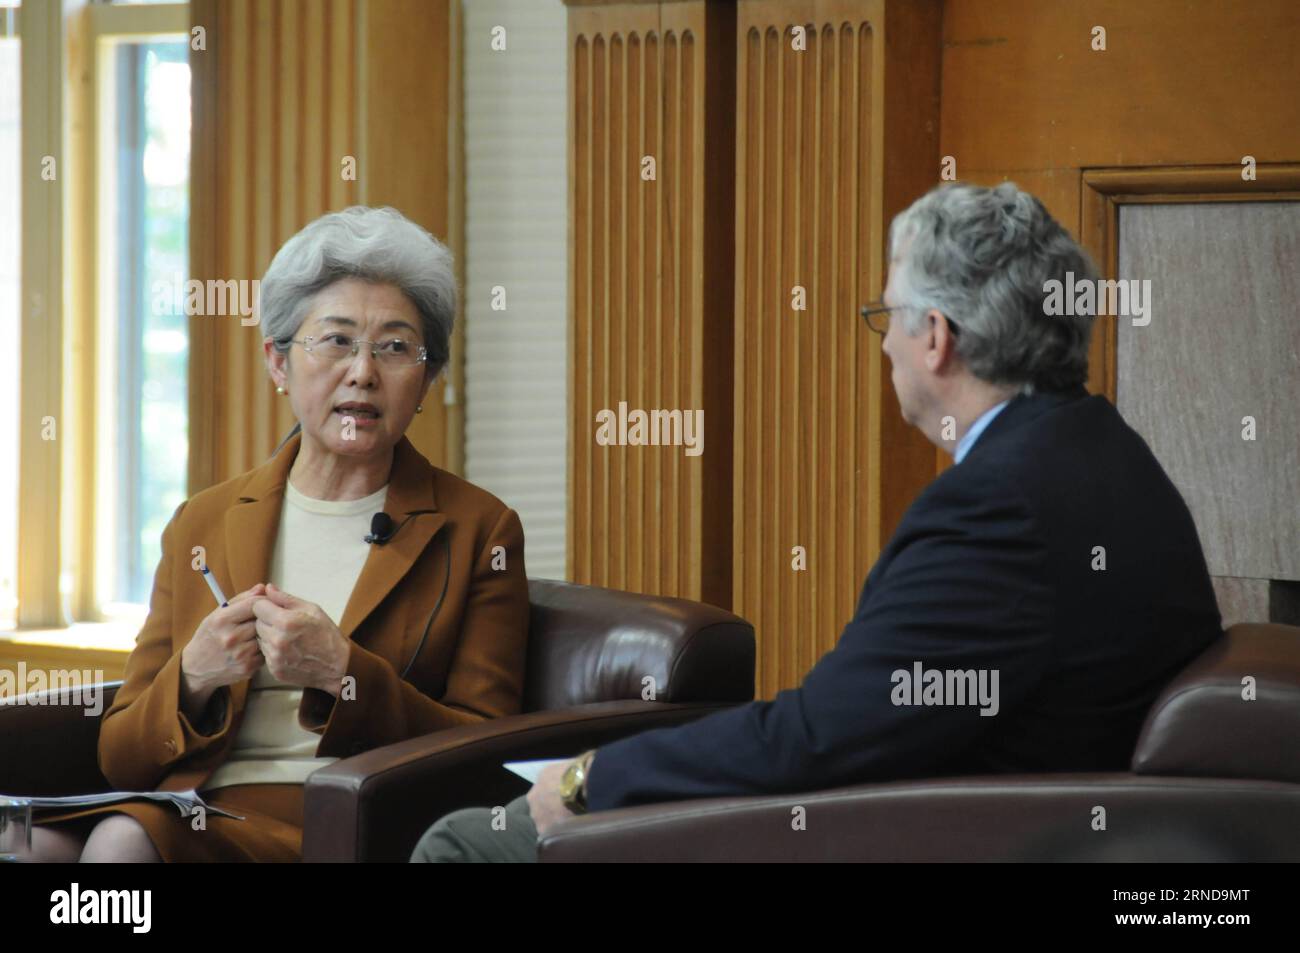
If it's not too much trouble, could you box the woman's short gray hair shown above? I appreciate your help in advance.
[260,206,456,378]
[888,182,1098,393]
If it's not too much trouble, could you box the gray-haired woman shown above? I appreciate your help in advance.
[27,207,530,862]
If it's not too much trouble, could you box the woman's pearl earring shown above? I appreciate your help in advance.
[416,405,423,413]
[276,386,286,395]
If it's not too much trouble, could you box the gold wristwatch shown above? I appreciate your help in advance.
[559,749,597,814]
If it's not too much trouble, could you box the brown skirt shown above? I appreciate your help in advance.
[32,784,304,862]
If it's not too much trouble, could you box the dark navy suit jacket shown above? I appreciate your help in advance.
[586,385,1223,811]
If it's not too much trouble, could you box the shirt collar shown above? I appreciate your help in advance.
[954,399,1011,464]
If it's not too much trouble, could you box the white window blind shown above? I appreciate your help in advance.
[462,0,568,580]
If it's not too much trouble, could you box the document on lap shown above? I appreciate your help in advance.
[3,789,246,820]
[503,758,569,784]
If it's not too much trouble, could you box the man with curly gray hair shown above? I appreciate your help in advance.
[876,181,1099,450]
[413,182,1223,863]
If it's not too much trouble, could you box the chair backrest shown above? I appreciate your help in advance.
[523,578,755,711]
[1132,622,1300,783]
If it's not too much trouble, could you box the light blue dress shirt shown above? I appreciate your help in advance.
[953,399,1011,464]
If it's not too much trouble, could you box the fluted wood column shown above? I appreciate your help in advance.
[565,0,736,607]
[567,0,940,695]
[732,0,940,696]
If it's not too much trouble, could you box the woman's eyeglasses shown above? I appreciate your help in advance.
[291,332,428,367]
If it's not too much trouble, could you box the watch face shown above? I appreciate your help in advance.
[560,764,580,800]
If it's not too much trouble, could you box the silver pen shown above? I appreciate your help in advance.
[200,567,229,608]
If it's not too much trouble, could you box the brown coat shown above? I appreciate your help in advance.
[98,431,530,793]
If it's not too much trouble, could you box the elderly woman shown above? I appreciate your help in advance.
[27,207,529,862]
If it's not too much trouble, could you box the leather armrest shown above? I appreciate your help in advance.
[0,683,121,795]
[538,774,1300,862]
[302,699,736,862]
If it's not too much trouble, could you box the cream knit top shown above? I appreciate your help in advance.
[200,479,388,791]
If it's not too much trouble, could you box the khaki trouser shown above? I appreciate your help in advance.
[409,794,539,863]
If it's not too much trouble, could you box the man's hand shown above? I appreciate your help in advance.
[526,759,579,838]
[251,583,351,695]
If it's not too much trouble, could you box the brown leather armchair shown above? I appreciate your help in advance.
[538,622,1300,862]
[0,579,755,862]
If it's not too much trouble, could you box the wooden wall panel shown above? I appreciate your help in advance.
[189,0,457,492]
[191,0,358,488]
[940,0,1300,441]
[940,2,1300,635]
[942,0,1300,174]
[566,1,734,607]
[565,0,938,695]
[734,13,872,696]
[561,0,1299,695]
[733,0,939,697]
[359,0,458,472]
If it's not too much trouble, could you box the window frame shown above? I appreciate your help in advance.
[4,1,189,655]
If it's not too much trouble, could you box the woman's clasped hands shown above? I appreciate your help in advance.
[181,583,351,703]
[250,584,351,696]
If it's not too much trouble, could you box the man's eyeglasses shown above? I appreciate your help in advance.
[291,332,428,368]
[859,302,960,337]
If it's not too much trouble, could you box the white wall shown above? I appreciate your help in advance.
[462,0,569,580]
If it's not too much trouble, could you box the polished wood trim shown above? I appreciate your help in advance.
[1083,164,1300,196]
[1079,178,1118,400]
